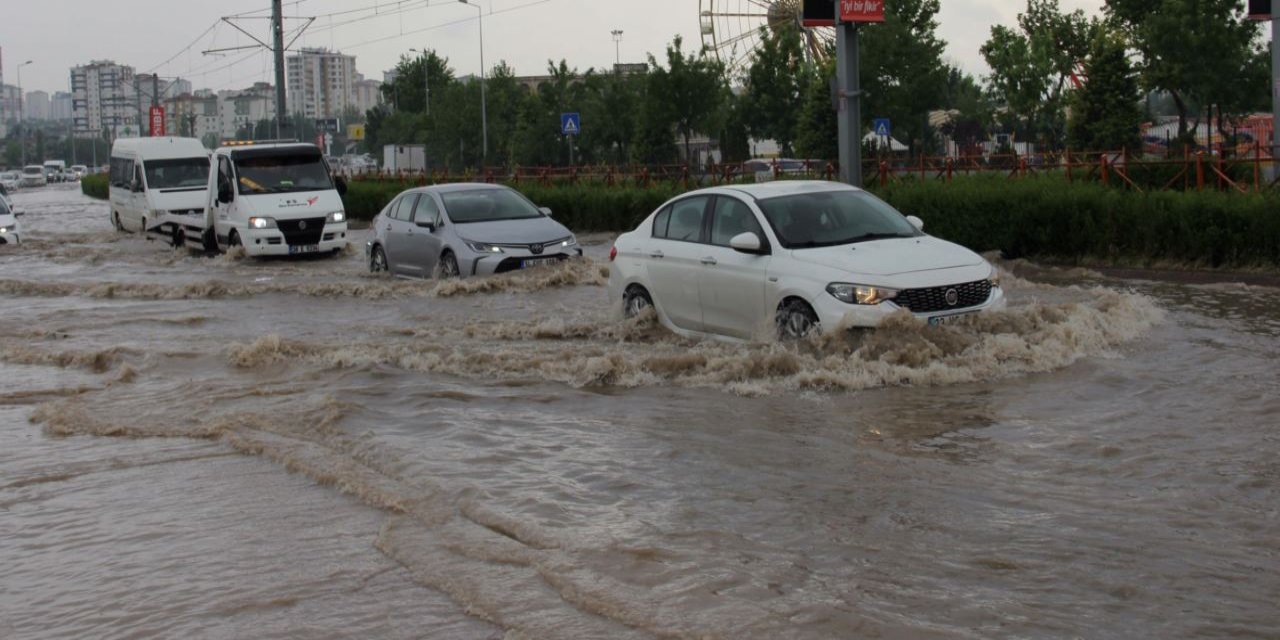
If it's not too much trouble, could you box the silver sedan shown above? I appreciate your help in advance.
[366,183,581,278]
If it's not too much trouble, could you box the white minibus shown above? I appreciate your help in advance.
[108,137,210,239]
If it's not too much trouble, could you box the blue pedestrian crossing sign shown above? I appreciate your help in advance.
[873,118,891,138]
[561,113,581,136]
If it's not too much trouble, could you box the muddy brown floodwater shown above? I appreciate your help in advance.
[1,185,1277,639]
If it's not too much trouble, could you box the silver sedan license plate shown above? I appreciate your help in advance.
[521,257,557,269]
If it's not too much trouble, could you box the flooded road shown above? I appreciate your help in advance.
[2,186,1277,639]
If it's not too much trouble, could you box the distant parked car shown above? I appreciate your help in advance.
[608,181,1005,341]
[70,164,89,179]
[20,165,47,188]
[59,169,79,182]
[0,195,23,245]
[0,171,20,193]
[366,183,581,278]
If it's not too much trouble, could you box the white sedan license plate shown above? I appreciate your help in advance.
[521,257,558,269]
[289,245,319,255]
[928,312,973,326]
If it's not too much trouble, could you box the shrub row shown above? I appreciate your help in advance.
[82,172,1280,268]
[342,180,684,232]
[81,174,108,199]
[877,176,1280,268]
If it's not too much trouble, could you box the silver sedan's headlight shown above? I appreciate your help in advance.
[559,236,578,248]
[0,227,9,234]
[327,211,346,223]
[466,241,504,254]
[826,283,898,305]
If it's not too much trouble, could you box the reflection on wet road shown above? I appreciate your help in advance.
[1,185,1277,638]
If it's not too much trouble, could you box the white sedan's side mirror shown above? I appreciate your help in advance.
[906,215,924,231]
[729,231,764,254]
[539,207,553,217]
[12,209,23,217]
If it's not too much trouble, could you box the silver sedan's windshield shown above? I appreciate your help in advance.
[441,189,542,223]
[757,190,919,249]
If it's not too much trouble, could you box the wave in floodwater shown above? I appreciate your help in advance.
[225,287,1163,395]
[0,257,608,301]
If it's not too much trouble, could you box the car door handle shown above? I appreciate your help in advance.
[649,250,664,259]
[384,224,392,231]
[700,256,717,266]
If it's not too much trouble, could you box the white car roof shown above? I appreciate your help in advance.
[710,180,861,200]
[112,136,208,159]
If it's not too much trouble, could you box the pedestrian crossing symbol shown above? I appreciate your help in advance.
[873,118,891,138]
[561,112,581,136]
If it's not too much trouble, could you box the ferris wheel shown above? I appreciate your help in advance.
[699,0,836,77]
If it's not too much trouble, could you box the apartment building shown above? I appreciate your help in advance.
[286,48,358,119]
[70,60,139,138]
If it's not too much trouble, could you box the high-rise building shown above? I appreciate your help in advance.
[25,90,50,120]
[217,82,277,140]
[351,75,383,116]
[162,92,219,142]
[287,48,358,119]
[50,92,72,121]
[71,60,140,139]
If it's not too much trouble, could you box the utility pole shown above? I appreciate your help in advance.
[835,21,863,187]
[1272,15,1278,169]
[273,0,288,139]
[612,30,624,66]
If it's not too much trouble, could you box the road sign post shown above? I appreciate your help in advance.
[835,0,884,187]
[561,113,581,166]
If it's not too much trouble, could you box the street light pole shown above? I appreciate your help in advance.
[459,0,487,165]
[612,30,624,67]
[17,60,33,166]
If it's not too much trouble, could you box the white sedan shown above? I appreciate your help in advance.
[0,195,23,245]
[607,181,1005,340]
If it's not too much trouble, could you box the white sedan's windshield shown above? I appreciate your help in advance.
[441,189,542,223]
[757,190,919,249]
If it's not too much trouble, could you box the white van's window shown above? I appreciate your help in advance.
[235,152,334,195]
[144,158,210,190]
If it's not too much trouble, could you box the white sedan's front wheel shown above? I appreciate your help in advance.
[777,299,819,340]
[623,286,653,319]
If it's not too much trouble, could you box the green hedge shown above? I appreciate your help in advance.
[83,172,1280,268]
[876,176,1280,268]
[342,180,683,231]
[81,174,108,199]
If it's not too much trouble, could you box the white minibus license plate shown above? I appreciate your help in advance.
[289,245,319,255]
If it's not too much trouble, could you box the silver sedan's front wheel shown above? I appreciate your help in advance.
[436,251,460,279]
[370,245,388,273]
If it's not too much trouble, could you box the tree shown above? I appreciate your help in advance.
[644,36,726,163]
[859,0,949,154]
[794,62,837,161]
[1067,30,1142,152]
[744,24,806,155]
[1106,0,1264,137]
[981,0,1097,149]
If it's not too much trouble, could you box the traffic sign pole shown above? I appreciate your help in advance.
[836,21,862,187]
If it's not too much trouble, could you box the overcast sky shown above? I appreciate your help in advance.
[2,0,1107,95]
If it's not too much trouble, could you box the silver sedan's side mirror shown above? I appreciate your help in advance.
[906,215,924,231]
[539,207,553,217]
[729,231,764,254]
[12,209,23,217]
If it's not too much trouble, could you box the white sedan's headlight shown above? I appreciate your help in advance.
[327,211,346,223]
[466,241,504,254]
[0,227,9,234]
[248,216,277,229]
[826,283,899,305]
[560,236,578,247]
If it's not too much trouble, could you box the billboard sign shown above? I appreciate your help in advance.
[1247,0,1271,19]
[149,106,166,137]
[840,0,885,23]
[315,118,340,134]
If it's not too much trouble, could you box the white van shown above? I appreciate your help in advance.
[201,142,348,256]
[44,160,67,182]
[108,137,210,239]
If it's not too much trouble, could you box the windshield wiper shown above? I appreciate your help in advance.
[845,232,912,244]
